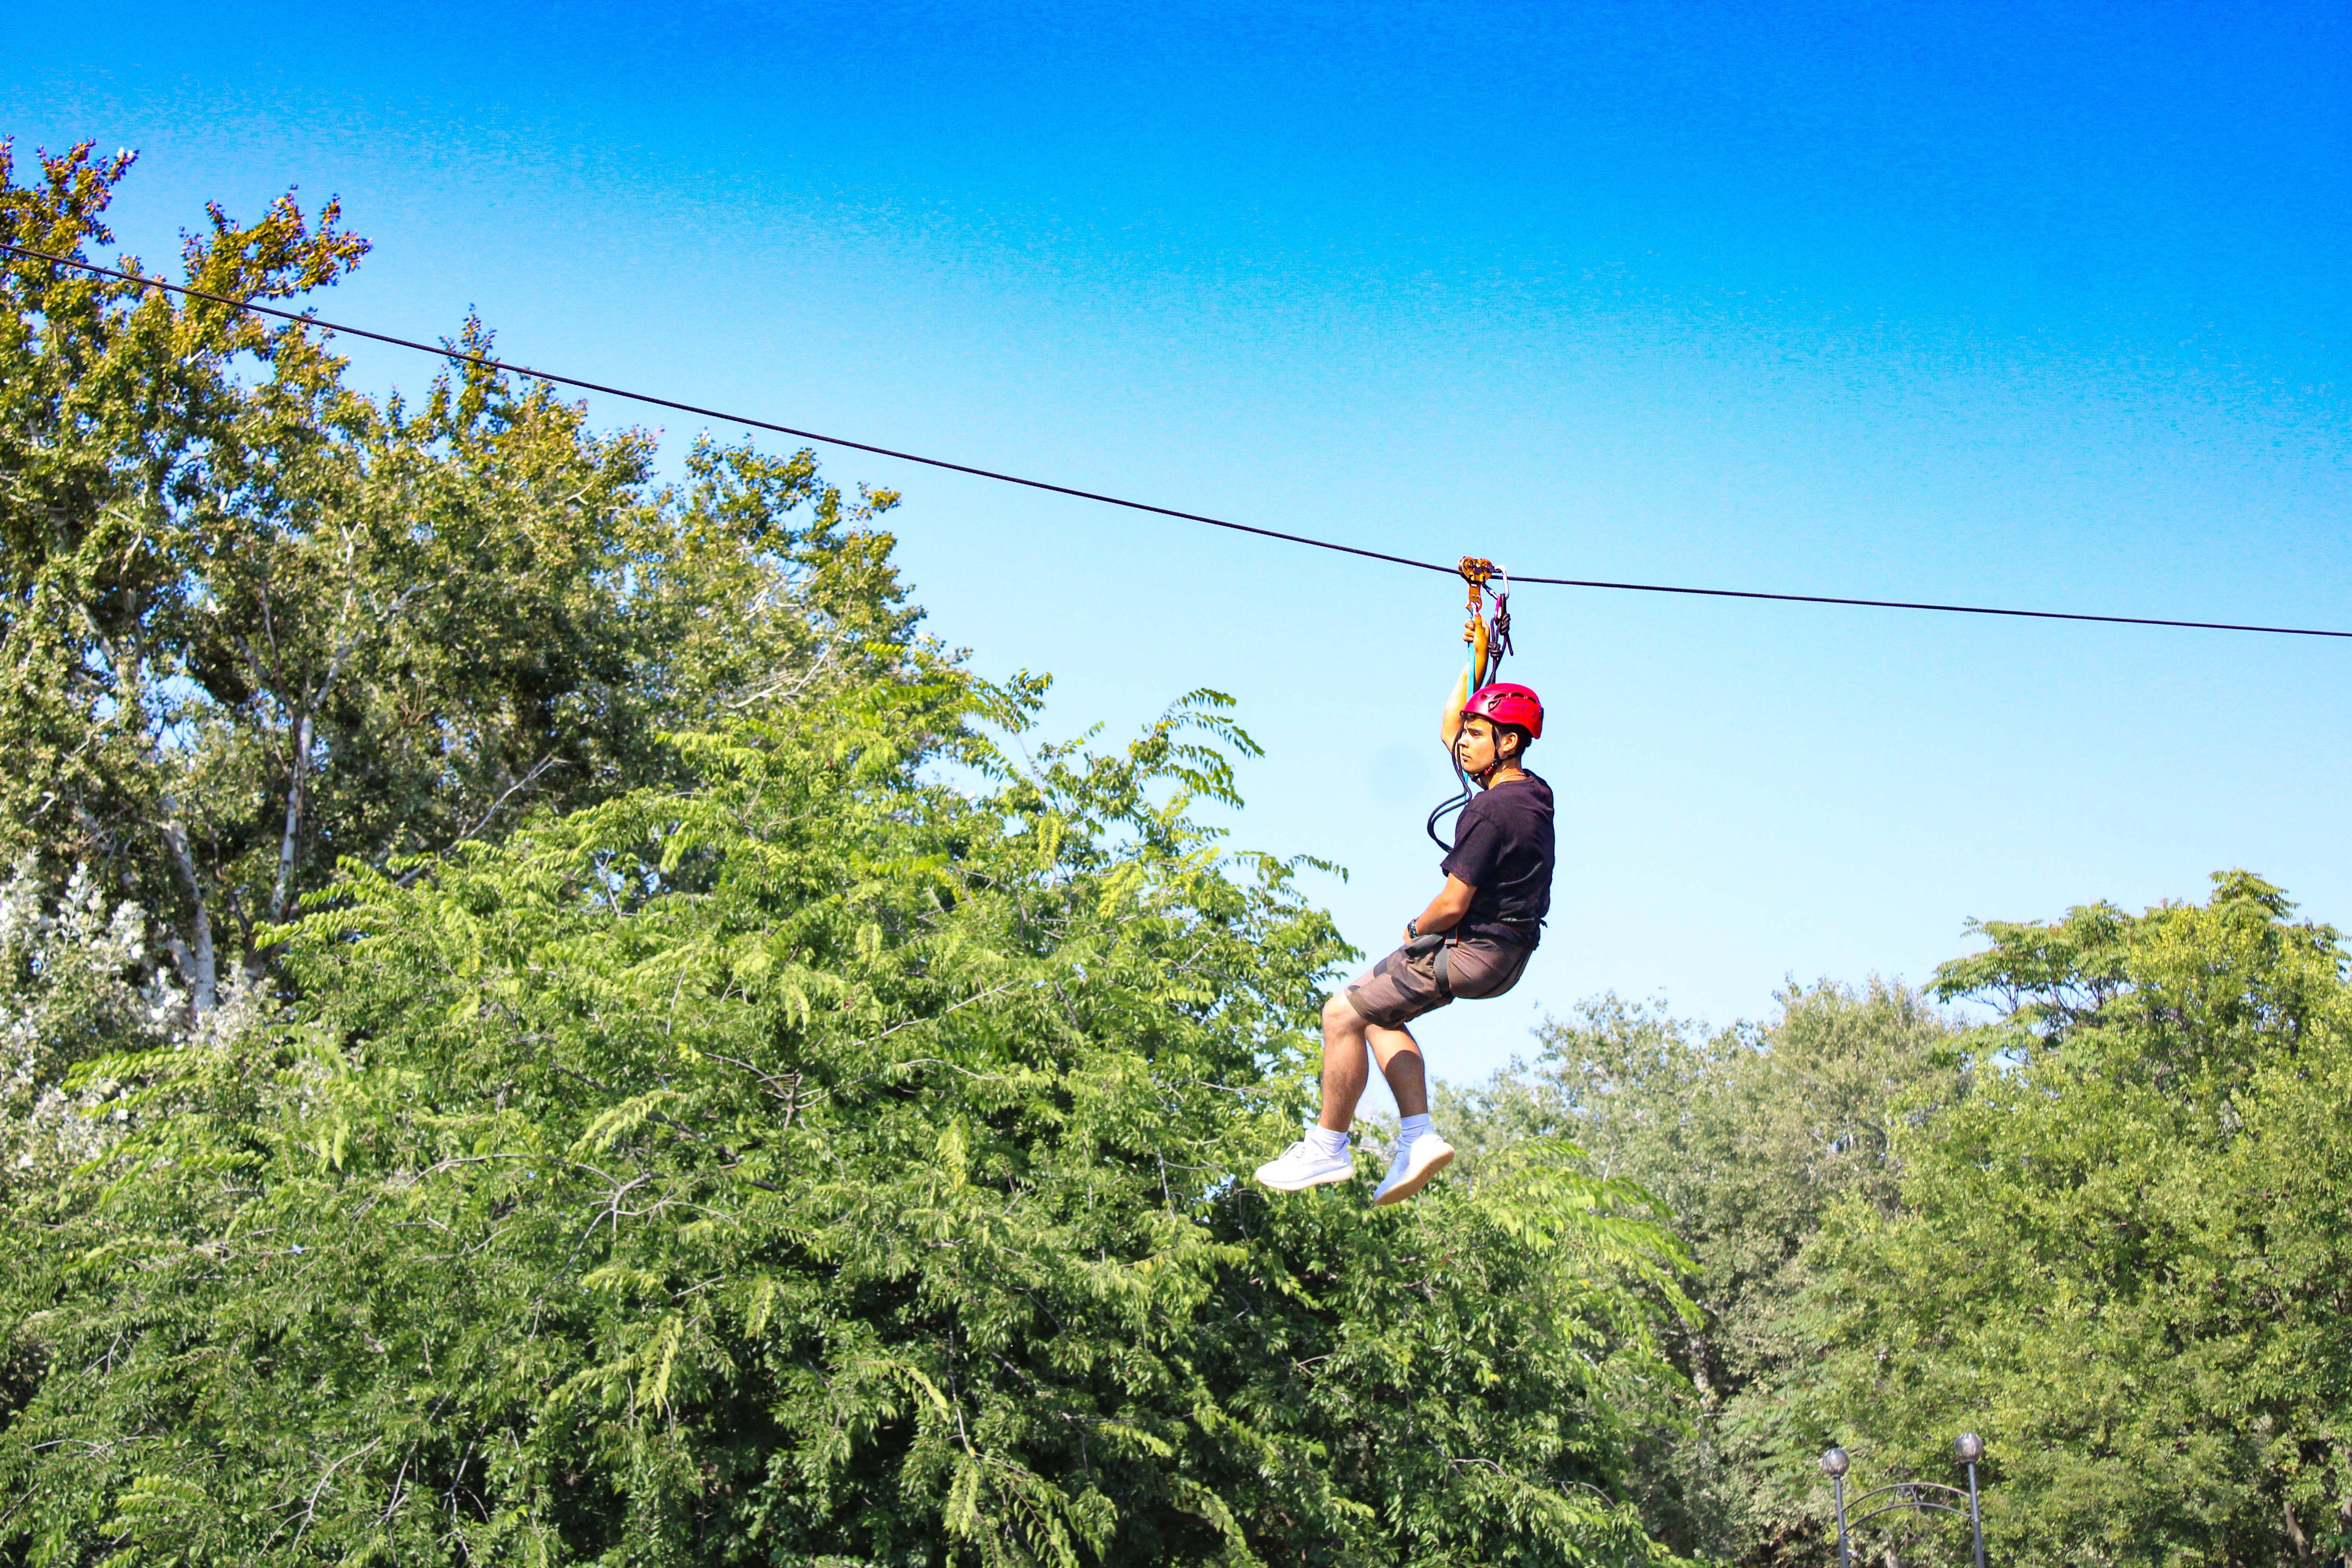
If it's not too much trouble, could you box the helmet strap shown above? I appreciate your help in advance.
[1468,729,1525,788]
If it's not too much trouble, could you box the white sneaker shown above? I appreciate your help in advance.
[1254,1140,1357,1192]
[1372,1135,1455,1205]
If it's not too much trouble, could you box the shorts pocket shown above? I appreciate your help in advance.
[1451,941,1532,1000]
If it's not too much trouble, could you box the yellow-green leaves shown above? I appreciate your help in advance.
[0,441,1675,1564]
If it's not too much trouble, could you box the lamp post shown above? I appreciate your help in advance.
[1822,1435,1988,1568]
[1956,1433,1987,1568]
[1821,1447,1852,1568]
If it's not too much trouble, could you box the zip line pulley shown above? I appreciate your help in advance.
[1427,556,1514,851]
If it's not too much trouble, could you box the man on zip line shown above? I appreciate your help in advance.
[1254,681,1553,1205]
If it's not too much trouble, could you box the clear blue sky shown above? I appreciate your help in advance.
[12,1,2351,1094]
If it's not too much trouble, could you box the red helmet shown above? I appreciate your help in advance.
[1463,682,1543,739]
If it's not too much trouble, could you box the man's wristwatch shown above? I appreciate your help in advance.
[1406,918,1420,939]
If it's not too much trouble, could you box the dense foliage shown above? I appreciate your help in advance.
[1443,877,2352,1568]
[1437,983,1971,1566]
[0,679,1696,1565]
[1,138,911,1018]
[1802,874,2352,1568]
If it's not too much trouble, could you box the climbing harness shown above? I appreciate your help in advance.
[1425,557,1514,850]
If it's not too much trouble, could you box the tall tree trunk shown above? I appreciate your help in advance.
[1687,1331,1716,1403]
[158,797,216,1016]
[268,709,311,925]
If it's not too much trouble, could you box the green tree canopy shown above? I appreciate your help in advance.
[1438,983,1971,1566]
[1,138,910,1022]
[2,677,1694,1566]
[1802,872,2352,1567]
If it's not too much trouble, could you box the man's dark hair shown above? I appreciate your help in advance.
[1497,724,1534,759]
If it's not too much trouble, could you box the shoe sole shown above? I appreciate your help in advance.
[1256,1165,1357,1193]
[1373,1144,1454,1205]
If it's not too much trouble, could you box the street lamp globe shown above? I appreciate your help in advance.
[1955,1432,1985,1463]
[1821,1447,1851,1477]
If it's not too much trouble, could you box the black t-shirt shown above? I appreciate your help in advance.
[1440,773,1555,944]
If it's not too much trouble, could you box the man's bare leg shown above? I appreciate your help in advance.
[1314,993,1371,1132]
[1366,1015,1453,1203]
[1315,993,1430,1133]
[1257,992,1451,1193]
[1367,1023,1429,1118]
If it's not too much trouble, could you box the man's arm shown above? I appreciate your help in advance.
[1409,875,1476,941]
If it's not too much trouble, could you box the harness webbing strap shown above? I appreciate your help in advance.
[1429,556,1509,850]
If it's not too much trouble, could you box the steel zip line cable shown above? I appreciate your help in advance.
[0,242,1441,579]
[8,236,2349,642]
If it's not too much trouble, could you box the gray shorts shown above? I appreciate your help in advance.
[1343,933,1533,1030]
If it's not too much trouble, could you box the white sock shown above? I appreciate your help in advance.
[1307,1125,1350,1158]
[1399,1113,1433,1147]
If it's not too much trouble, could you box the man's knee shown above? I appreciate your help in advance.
[1322,989,1364,1035]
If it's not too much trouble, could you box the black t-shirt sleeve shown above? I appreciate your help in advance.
[1442,802,1504,890]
